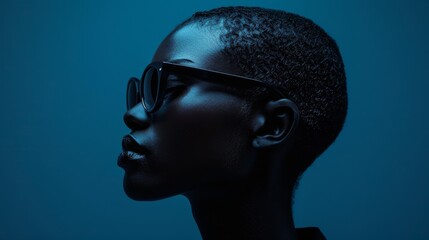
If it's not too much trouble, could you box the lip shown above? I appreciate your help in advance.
[117,151,151,170]
[119,135,152,170]
[122,135,151,155]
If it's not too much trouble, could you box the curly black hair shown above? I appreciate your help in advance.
[176,6,348,183]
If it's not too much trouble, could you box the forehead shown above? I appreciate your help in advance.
[152,23,235,73]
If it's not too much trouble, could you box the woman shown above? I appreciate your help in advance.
[118,6,347,240]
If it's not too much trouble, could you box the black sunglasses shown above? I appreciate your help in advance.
[127,61,287,113]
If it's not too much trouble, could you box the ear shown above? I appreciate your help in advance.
[251,98,300,148]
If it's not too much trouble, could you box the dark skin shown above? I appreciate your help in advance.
[120,22,300,240]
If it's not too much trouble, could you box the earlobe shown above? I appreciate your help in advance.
[251,98,300,148]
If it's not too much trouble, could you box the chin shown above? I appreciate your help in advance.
[123,188,163,201]
[122,172,181,201]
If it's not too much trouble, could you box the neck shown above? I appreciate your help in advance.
[184,160,297,240]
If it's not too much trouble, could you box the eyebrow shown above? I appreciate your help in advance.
[168,58,194,64]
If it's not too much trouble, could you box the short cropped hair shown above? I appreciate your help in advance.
[177,6,348,182]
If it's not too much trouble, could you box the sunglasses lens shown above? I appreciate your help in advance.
[126,78,139,110]
[142,67,159,111]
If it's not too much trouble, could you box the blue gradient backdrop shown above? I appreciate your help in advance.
[1,0,428,239]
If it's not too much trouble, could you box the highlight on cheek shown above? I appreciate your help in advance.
[177,84,243,112]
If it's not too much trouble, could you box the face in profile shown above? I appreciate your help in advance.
[118,23,259,201]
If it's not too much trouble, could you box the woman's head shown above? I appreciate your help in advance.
[118,6,347,201]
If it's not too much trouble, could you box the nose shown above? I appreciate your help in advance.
[123,103,151,130]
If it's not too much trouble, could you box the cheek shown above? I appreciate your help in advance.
[153,89,253,180]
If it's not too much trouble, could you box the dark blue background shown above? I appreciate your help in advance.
[1,0,428,239]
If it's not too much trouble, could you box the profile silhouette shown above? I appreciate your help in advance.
[118,6,347,240]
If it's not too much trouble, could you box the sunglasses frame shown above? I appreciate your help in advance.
[127,61,288,113]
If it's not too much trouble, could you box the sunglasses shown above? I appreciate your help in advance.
[126,61,286,113]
